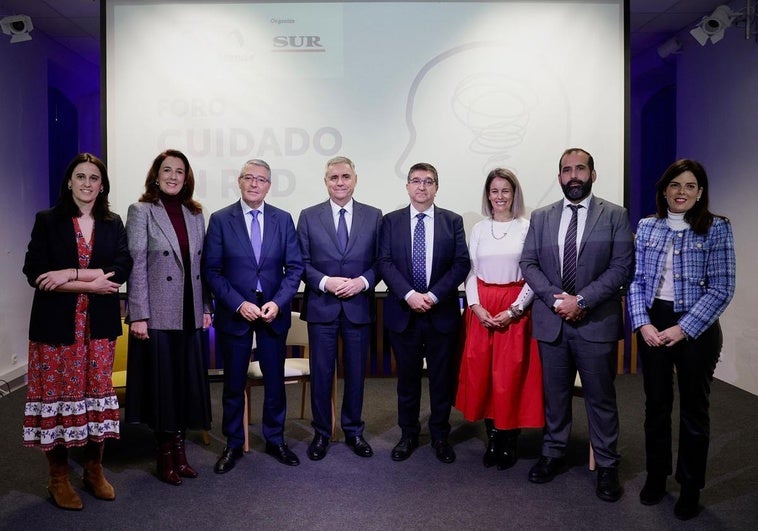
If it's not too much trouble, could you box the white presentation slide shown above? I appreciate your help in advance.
[105,1,625,229]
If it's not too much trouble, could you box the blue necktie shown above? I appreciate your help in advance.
[250,210,263,291]
[562,205,580,295]
[250,210,261,261]
[412,213,427,293]
[337,208,348,253]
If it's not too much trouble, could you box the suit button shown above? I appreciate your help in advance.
[163,250,169,256]
[167,276,173,281]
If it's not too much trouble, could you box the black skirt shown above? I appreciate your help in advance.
[125,328,212,432]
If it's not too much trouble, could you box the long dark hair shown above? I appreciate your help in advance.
[57,153,114,221]
[654,159,724,234]
[139,149,202,214]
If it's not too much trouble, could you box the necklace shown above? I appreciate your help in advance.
[490,217,514,240]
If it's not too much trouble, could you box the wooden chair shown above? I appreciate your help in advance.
[111,320,129,404]
[242,311,336,452]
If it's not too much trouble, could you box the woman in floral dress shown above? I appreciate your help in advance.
[22,153,132,510]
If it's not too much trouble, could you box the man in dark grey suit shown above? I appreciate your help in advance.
[379,162,470,464]
[297,156,382,460]
[520,148,633,502]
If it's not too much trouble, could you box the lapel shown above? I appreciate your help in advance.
[547,200,564,270]
[259,203,276,264]
[400,206,412,274]
[230,202,256,261]
[317,201,342,253]
[579,196,603,256]
[345,200,368,255]
[151,202,182,259]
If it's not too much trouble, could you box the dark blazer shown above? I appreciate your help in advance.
[125,201,212,330]
[297,200,382,324]
[202,201,303,336]
[23,206,132,344]
[378,205,470,333]
[520,196,634,343]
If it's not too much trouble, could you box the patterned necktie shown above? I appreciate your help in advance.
[337,208,348,252]
[412,212,427,293]
[562,204,580,295]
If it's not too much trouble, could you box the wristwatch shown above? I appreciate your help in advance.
[576,294,588,311]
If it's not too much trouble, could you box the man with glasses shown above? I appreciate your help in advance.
[203,159,304,473]
[378,162,469,464]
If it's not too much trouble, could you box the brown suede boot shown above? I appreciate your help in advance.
[157,434,182,486]
[83,441,116,500]
[172,432,198,479]
[45,446,83,510]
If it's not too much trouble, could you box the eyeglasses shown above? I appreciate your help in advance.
[241,174,271,185]
[408,178,436,187]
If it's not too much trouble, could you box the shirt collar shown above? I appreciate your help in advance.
[563,193,592,210]
[240,199,265,216]
[330,198,353,216]
[410,204,434,218]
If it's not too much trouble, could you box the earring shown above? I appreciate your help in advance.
[67,185,72,190]
[154,180,159,186]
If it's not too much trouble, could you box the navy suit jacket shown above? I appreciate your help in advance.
[520,195,633,343]
[378,205,469,333]
[297,200,382,325]
[202,200,303,337]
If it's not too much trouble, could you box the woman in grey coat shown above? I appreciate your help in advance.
[125,149,213,485]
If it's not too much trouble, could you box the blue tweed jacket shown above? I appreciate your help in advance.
[628,216,735,339]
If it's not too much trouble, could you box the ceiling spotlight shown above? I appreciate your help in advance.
[690,5,737,46]
[657,37,682,59]
[0,14,34,44]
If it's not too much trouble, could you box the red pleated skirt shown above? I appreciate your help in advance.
[455,279,544,430]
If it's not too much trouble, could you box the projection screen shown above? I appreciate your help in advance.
[105,1,626,229]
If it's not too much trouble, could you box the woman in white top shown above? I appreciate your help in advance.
[455,168,544,470]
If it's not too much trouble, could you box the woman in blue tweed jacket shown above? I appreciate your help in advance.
[628,159,736,521]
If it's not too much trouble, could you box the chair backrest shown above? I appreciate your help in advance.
[113,319,129,373]
[287,311,309,349]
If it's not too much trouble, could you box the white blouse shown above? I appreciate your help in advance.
[464,217,534,311]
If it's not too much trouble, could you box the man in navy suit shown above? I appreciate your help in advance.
[520,148,633,501]
[203,159,304,473]
[297,156,382,460]
[378,162,469,464]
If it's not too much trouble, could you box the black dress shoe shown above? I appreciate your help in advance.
[596,466,623,502]
[432,440,456,464]
[390,437,419,461]
[214,446,244,474]
[639,473,667,506]
[528,456,565,484]
[306,434,329,461]
[674,485,700,521]
[345,435,373,458]
[265,442,300,466]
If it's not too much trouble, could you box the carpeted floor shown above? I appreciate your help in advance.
[1,374,757,530]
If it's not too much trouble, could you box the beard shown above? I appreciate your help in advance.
[561,179,592,201]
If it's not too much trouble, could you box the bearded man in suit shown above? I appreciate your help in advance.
[520,148,633,502]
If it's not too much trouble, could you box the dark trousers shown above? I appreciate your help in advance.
[307,313,370,438]
[389,314,458,442]
[639,299,722,489]
[219,324,287,449]
[538,323,620,467]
